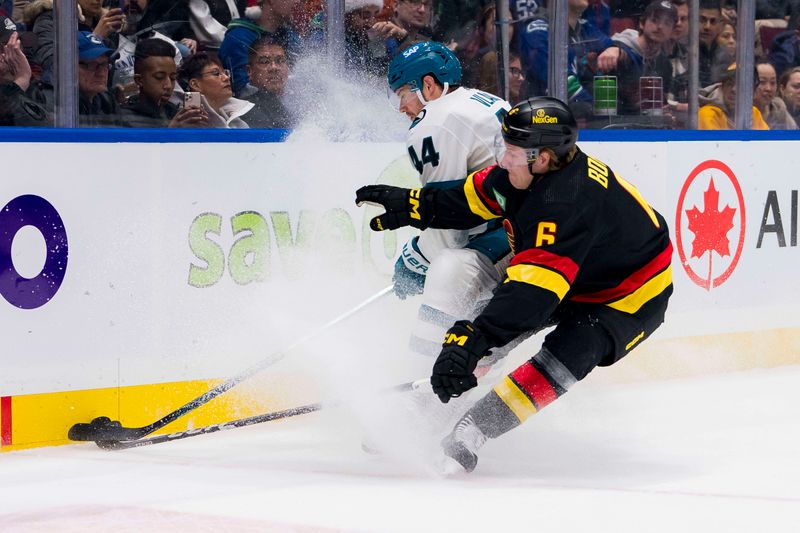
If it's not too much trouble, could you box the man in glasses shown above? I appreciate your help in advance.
[219,0,302,97]
[77,31,122,127]
[244,35,294,129]
[356,96,672,473]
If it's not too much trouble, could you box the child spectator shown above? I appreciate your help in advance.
[597,0,676,115]
[218,0,302,97]
[243,35,294,128]
[754,60,797,129]
[77,31,122,127]
[178,51,253,127]
[698,62,769,129]
[779,66,800,124]
[0,23,49,126]
[119,38,209,128]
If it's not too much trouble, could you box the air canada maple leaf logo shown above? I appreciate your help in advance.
[676,160,746,290]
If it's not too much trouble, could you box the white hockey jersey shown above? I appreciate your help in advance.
[405,87,511,264]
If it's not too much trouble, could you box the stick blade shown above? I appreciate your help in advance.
[67,417,143,442]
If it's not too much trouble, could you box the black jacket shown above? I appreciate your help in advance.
[119,94,179,128]
[0,82,50,126]
[245,89,294,129]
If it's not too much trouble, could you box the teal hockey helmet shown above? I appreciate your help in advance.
[387,41,462,93]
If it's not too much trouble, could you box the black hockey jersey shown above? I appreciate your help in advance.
[426,147,673,347]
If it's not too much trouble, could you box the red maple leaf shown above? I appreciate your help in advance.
[685,178,736,260]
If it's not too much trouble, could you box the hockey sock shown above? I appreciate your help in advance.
[461,347,577,439]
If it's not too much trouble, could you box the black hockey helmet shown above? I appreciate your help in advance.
[501,96,578,158]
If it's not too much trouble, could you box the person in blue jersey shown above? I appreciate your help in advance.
[357,96,672,473]
[383,41,514,379]
[520,0,622,102]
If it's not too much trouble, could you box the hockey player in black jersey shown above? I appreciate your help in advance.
[356,96,673,473]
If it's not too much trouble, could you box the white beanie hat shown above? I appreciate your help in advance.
[345,0,383,13]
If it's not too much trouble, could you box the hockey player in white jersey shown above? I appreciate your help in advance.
[385,41,512,365]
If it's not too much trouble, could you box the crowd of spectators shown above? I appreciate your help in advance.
[2,0,800,129]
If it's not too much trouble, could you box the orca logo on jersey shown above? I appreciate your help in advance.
[532,108,558,124]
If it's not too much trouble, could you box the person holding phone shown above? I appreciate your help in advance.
[120,38,209,128]
[177,51,254,128]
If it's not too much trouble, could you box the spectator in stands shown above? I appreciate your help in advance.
[370,0,434,58]
[0,23,49,126]
[77,31,122,126]
[457,3,499,89]
[479,50,524,104]
[521,0,618,100]
[598,0,676,115]
[710,17,736,83]
[779,66,800,124]
[119,38,209,128]
[583,0,611,37]
[129,0,199,58]
[698,62,769,129]
[769,25,800,78]
[754,60,797,129]
[666,0,689,124]
[218,0,302,97]
[243,35,294,128]
[721,0,736,24]
[178,51,253,128]
[342,0,385,75]
[23,0,124,85]
[698,0,721,87]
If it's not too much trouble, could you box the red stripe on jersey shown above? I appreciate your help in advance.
[1,396,11,446]
[571,243,673,303]
[471,166,502,213]
[510,362,558,410]
[510,248,580,283]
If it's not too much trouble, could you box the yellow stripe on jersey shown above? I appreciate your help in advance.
[493,377,537,423]
[463,175,499,221]
[505,264,571,300]
[615,173,660,228]
[607,265,672,314]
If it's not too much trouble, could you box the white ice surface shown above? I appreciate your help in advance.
[2,365,800,533]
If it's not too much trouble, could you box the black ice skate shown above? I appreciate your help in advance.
[439,414,487,474]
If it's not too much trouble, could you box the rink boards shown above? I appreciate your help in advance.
[1,130,798,450]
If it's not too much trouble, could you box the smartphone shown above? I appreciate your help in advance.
[183,92,201,109]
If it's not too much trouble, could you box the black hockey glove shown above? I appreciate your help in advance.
[355,185,433,231]
[431,320,492,403]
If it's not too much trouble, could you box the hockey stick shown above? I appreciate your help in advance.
[94,379,428,450]
[68,285,394,444]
